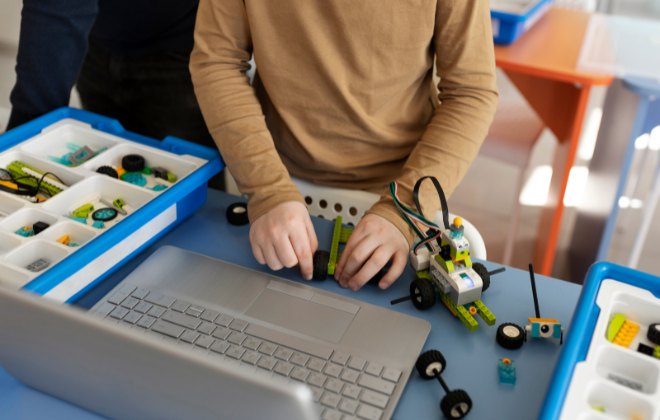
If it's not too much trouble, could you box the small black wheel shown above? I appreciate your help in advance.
[416,349,446,379]
[121,154,146,172]
[648,323,660,345]
[410,278,436,310]
[226,202,249,226]
[472,262,490,292]
[96,165,118,179]
[440,389,472,419]
[312,250,330,280]
[496,322,525,350]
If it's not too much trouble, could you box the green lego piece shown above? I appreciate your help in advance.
[71,203,94,218]
[7,160,63,197]
[439,292,478,331]
[606,313,626,342]
[474,299,496,326]
[654,345,660,359]
[328,216,344,276]
[166,171,178,183]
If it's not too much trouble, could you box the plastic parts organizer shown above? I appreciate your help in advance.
[0,107,223,303]
[491,0,553,45]
[541,262,660,420]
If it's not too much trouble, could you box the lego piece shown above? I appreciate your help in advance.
[92,208,118,222]
[26,258,50,272]
[100,198,127,215]
[69,216,87,224]
[226,202,249,226]
[152,166,178,183]
[120,172,147,187]
[121,154,146,172]
[92,220,105,229]
[496,323,525,350]
[612,319,640,348]
[32,221,50,235]
[498,357,516,385]
[648,323,660,345]
[67,146,94,165]
[7,161,63,197]
[56,234,71,246]
[71,203,94,219]
[606,373,643,392]
[15,226,34,237]
[416,349,472,419]
[117,166,126,177]
[151,184,168,192]
[142,166,153,175]
[606,313,627,342]
[96,165,119,178]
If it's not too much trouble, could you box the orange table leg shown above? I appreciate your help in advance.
[505,71,592,275]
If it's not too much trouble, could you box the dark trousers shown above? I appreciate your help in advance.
[76,41,224,188]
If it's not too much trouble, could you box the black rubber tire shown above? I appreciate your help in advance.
[648,323,660,345]
[226,202,249,226]
[472,262,490,292]
[496,322,526,350]
[440,389,472,419]
[416,349,446,379]
[96,165,118,179]
[121,154,146,172]
[312,250,330,280]
[410,278,436,310]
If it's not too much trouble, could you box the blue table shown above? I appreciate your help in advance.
[0,190,581,419]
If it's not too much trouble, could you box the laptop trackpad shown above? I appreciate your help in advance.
[245,288,356,343]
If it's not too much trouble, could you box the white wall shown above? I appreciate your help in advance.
[0,0,22,46]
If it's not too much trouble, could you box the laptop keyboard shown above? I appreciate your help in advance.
[93,284,404,420]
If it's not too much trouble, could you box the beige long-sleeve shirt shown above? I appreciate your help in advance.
[191,0,498,244]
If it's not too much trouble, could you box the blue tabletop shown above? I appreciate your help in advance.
[0,190,582,419]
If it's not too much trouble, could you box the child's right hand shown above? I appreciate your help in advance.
[249,201,318,280]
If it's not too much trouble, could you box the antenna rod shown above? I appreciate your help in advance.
[529,263,541,318]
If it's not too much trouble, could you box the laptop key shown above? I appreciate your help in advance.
[151,320,185,339]
[215,314,233,327]
[229,319,248,332]
[186,305,205,318]
[325,378,344,394]
[290,352,309,367]
[180,330,200,344]
[195,335,215,349]
[358,375,395,396]
[109,306,130,320]
[381,367,402,383]
[243,336,262,351]
[307,372,327,388]
[122,311,142,325]
[322,408,343,420]
[257,342,277,356]
[121,297,140,310]
[134,301,153,314]
[200,309,220,323]
[341,368,360,384]
[342,384,362,400]
[131,288,149,300]
[347,356,367,371]
[171,300,190,313]
[94,302,116,317]
[274,347,293,361]
[162,311,202,330]
[246,323,332,360]
[241,350,261,365]
[226,345,245,360]
[210,341,230,355]
[360,390,388,409]
[227,331,247,345]
[307,357,326,372]
[339,398,359,414]
[356,403,383,420]
[273,361,294,376]
[107,291,130,306]
[212,326,231,340]
[146,305,165,318]
[257,356,277,371]
[320,392,341,409]
[290,366,310,382]
[324,363,343,378]
[136,315,156,329]
[331,351,350,366]
[364,362,383,377]
[196,321,215,336]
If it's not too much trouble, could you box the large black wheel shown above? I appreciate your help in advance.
[410,278,436,310]
[648,323,660,345]
[496,322,525,350]
[312,250,330,280]
[96,165,118,179]
[226,202,249,226]
[121,154,146,172]
[415,349,446,379]
[472,262,490,292]
[440,389,472,419]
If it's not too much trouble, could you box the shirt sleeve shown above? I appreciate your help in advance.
[6,0,99,131]
[366,0,498,245]
[190,0,303,223]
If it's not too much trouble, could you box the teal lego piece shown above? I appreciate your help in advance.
[121,172,148,187]
[498,358,516,385]
[92,221,105,229]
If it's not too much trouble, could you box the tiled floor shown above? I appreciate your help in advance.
[1,41,658,283]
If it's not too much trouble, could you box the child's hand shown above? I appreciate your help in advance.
[249,201,318,280]
[334,214,408,291]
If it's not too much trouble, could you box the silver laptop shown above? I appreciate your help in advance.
[0,246,430,419]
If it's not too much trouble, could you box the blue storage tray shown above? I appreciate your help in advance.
[491,0,553,45]
[0,107,223,303]
[541,262,660,419]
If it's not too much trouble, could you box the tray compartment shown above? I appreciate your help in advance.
[39,220,98,248]
[0,231,23,255]
[0,208,60,238]
[586,380,654,420]
[596,346,658,395]
[0,194,24,219]
[5,240,70,274]
[0,264,31,289]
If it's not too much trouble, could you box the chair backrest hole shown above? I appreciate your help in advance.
[304,196,313,205]
[334,203,343,213]
[349,207,358,216]
[319,199,328,209]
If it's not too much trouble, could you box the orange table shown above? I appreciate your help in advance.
[494,7,613,276]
